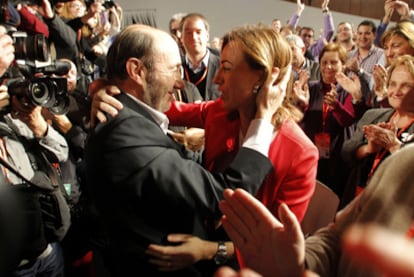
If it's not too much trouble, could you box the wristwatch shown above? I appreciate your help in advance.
[214,241,227,265]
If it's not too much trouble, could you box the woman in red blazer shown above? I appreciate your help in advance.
[158,25,318,272]
[166,97,318,221]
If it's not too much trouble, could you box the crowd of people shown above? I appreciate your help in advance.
[1,0,414,276]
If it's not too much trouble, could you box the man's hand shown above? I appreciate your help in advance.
[11,96,48,138]
[146,234,214,272]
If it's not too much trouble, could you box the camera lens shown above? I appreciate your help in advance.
[29,77,69,115]
[30,81,50,105]
[11,32,50,62]
[49,95,70,115]
[26,34,50,62]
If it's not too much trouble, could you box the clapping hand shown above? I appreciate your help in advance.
[335,72,362,102]
[219,188,305,277]
[292,70,310,109]
[323,83,338,108]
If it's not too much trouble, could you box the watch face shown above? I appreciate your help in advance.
[214,252,227,265]
[214,242,227,265]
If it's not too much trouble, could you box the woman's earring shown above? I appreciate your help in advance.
[252,85,260,94]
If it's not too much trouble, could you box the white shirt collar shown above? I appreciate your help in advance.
[124,93,170,134]
[185,49,210,73]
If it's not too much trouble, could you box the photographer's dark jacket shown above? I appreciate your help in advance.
[44,14,78,62]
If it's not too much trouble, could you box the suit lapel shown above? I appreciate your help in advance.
[115,92,188,154]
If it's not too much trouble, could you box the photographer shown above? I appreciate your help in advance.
[0,25,70,276]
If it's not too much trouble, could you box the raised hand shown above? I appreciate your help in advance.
[372,64,388,99]
[89,79,123,128]
[296,0,305,16]
[390,0,411,19]
[219,188,305,277]
[323,83,338,109]
[383,0,395,23]
[363,122,401,153]
[345,57,360,74]
[335,72,362,102]
[292,70,310,109]
[321,0,330,11]
[255,65,292,121]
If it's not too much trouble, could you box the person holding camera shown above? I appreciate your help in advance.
[0,25,70,277]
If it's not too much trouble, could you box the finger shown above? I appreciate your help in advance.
[95,110,108,124]
[223,189,282,232]
[147,258,173,271]
[101,93,123,112]
[167,233,191,243]
[213,266,238,277]
[146,244,171,258]
[278,203,302,237]
[303,270,321,277]
[220,200,252,248]
[220,189,259,248]
[98,101,120,117]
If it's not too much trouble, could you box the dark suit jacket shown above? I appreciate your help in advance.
[85,92,272,276]
[182,50,221,101]
[205,51,221,101]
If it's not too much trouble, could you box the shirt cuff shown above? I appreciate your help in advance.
[242,119,275,157]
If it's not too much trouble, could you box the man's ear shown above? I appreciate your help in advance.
[126,58,145,84]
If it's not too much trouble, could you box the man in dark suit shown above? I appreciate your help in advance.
[180,13,221,101]
[85,24,287,276]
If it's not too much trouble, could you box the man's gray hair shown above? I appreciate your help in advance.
[285,34,305,49]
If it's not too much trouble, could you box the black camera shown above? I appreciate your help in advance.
[5,61,71,115]
[102,0,115,9]
[10,30,50,62]
[0,0,70,115]
[8,76,69,115]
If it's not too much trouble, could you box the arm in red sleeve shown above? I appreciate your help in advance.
[18,6,49,38]
[331,94,357,127]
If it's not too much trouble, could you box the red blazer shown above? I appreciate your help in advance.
[167,98,319,222]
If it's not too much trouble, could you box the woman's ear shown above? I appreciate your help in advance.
[270,67,280,85]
